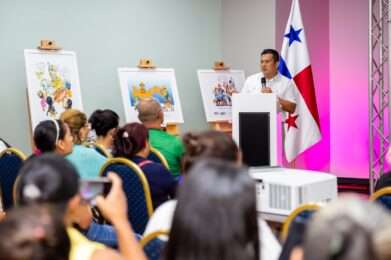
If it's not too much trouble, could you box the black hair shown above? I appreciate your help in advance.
[164,159,259,260]
[88,109,119,137]
[375,170,391,191]
[261,49,280,62]
[0,204,70,260]
[16,154,80,208]
[181,130,239,174]
[33,120,67,153]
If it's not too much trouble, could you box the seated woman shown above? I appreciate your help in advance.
[33,119,119,247]
[293,197,391,260]
[88,109,119,157]
[144,130,281,260]
[33,119,74,156]
[60,109,107,179]
[164,159,259,260]
[16,154,146,260]
[112,122,176,209]
[0,204,70,260]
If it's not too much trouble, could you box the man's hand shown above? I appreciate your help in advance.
[261,87,273,93]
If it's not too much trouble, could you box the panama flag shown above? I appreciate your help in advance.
[279,0,321,162]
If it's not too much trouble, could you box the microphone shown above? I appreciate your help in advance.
[261,77,266,88]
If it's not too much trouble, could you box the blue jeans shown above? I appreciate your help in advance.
[86,222,142,248]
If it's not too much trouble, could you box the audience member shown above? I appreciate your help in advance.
[144,130,281,260]
[164,159,259,260]
[137,98,184,177]
[294,197,391,260]
[33,119,73,156]
[88,109,119,156]
[60,109,107,179]
[0,204,70,260]
[16,154,146,260]
[112,122,176,209]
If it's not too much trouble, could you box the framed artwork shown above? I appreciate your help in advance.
[197,69,245,122]
[24,49,83,129]
[118,68,184,124]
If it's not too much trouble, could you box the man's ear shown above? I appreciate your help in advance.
[158,110,164,123]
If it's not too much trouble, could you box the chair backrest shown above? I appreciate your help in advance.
[140,230,169,260]
[370,187,391,210]
[100,158,153,234]
[148,148,169,169]
[280,203,321,241]
[0,148,26,210]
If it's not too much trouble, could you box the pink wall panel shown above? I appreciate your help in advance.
[275,0,369,178]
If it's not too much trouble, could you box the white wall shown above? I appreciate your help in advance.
[222,0,276,76]
[0,0,222,153]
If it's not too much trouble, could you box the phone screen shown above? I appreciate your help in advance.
[79,178,112,203]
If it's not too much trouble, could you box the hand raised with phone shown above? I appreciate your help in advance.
[95,172,128,224]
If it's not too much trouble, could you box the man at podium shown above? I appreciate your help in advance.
[241,49,297,114]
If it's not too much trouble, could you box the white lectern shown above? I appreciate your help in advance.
[232,93,277,166]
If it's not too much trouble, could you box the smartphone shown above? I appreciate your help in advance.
[79,178,112,204]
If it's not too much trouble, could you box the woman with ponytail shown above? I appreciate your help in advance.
[112,122,176,209]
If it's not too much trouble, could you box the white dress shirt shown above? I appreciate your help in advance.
[241,72,297,104]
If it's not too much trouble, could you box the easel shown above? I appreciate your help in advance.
[27,40,63,150]
[209,61,232,134]
[137,58,181,136]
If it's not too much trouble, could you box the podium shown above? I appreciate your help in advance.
[232,93,277,167]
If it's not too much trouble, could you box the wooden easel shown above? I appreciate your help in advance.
[138,58,181,136]
[209,121,232,134]
[27,40,63,151]
[209,60,232,134]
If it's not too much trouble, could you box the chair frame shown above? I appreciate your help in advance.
[140,229,169,247]
[0,148,27,208]
[280,203,322,241]
[0,147,27,161]
[149,147,169,169]
[370,187,391,201]
[99,157,154,217]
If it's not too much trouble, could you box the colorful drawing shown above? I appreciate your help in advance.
[118,68,184,124]
[129,81,175,112]
[24,49,83,129]
[213,76,238,106]
[197,70,245,122]
[34,62,74,117]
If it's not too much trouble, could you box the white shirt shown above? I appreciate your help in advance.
[143,200,281,260]
[241,72,297,104]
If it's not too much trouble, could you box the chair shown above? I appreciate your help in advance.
[0,148,26,210]
[148,148,169,169]
[370,187,391,210]
[100,158,153,234]
[140,230,169,260]
[280,203,321,241]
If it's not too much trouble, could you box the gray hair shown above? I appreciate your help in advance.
[304,197,391,260]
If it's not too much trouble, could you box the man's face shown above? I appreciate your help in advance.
[260,53,278,77]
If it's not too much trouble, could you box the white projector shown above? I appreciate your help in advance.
[249,167,338,216]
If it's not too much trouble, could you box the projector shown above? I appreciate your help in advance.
[249,167,338,216]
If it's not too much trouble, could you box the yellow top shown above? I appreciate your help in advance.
[67,227,105,260]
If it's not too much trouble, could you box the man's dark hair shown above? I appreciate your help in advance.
[261,49,280,62]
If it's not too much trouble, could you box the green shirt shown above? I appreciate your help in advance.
[148,128,184,177]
